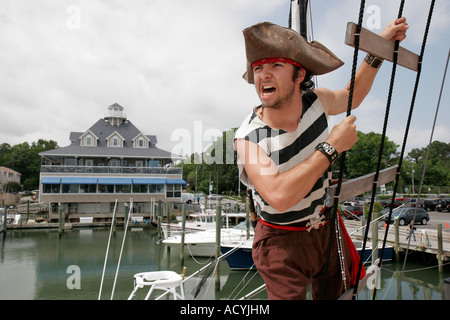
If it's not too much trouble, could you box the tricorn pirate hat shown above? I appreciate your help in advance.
[243,22,344,84]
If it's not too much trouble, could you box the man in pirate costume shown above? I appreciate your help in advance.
[234,18,409,300]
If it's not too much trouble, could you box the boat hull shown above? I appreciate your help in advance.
[220,242,394,270]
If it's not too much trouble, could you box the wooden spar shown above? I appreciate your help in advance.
[345,22,419,72]
[326,165,398,204]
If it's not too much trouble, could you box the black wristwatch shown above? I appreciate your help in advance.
[315,142,339,165]
[364,53,384,69]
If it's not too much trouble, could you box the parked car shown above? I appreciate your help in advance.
[181,193,195,204]
[436,198,450,212]
[403,198,425,209]
[341,205,363,219]
[424,198,439,211]
[379,198,404,209]
[207,194,223,201]
[384,207,430,226]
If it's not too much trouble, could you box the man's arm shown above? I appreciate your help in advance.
[316,17,409,116]
[235,116,358,212]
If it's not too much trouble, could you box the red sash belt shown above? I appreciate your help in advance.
[258,208,366,285]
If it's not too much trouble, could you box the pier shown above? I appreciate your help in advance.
[344,219,450,263]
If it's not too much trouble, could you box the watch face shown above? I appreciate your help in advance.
[324,143,334,155]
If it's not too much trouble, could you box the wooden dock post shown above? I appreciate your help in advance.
[437,223,443,273]
[26,200,30,225]
[371,212,378,264]
[2,205,7,235]
[157,200,162,239]
[58,207,65,235]
[215,201,221,291]
[394,219,400,261]
[180,204,186,267]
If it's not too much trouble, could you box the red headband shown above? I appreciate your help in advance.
[251,57,303,69]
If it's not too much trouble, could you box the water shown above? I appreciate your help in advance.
[0,228,448,300]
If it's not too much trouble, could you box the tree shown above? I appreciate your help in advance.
[344,131,398,179]
[0,139,59,190]
[406,141,450,187]
[182,128,242,196]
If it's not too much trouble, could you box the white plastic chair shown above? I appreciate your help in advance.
[128,271,185,300]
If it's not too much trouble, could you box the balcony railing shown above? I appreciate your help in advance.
[41,165,182,175]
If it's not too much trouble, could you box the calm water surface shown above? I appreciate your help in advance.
[0,228,448,300]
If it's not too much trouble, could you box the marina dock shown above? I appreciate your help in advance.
[344,219,450,262]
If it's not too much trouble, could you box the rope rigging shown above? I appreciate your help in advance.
[397,45,448,291]
[321,0,366,300]
[340,0,436,300]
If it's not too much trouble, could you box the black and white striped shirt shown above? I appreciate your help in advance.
[235,92,331,226]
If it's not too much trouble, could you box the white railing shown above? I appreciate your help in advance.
[41,165,182,175]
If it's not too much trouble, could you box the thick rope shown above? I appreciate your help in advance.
[320,0,366,300]
[353,0,405,299]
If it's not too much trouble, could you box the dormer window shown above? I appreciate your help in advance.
[107,131,125,148]
[79,130,98,147]
[132,133,150,148]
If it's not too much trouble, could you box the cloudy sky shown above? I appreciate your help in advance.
[1,0,448,157]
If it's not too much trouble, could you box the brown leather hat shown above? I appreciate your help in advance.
[243,22,344,84]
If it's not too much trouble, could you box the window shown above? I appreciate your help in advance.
[115,185,131,193]
[62,184,79,193]
[43,184,60,193]
[65,158,76,166]
[133,184,148,193]
[149,184,164,194]
[107,132,124,148]
[166,184,181,198]
[80,184,97,193]
[98,184,114,193]
[138,138,145,148]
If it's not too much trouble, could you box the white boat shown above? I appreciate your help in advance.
[161,204,247,238]
[163,221,253,257]
[161,212,217,238]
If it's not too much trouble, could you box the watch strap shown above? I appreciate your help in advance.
[315,142,339,165]
[364,53,384,68]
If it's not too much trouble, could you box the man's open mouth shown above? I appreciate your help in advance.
[262,85,276,97]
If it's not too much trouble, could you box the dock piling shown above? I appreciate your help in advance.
[180,204,186,267]
[437,223,443,273]
[215,201,221,291]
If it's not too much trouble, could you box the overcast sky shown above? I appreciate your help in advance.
[1,0,448,158]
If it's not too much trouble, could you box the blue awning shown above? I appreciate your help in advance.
[133,178,166,185]
[166,179,187,185]
[41,177,61,184]
[98,178,132,185]
[61,177,98,184]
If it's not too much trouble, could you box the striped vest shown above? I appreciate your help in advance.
[235,92,331,226]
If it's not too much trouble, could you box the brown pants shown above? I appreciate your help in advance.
[252,221,352,300]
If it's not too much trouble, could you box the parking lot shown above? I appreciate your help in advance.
[418,210,450,233]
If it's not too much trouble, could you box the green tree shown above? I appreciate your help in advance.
[0,139,59,190]
[345,131,399,179]
[406,141,450,186]
[182,128,242,196]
